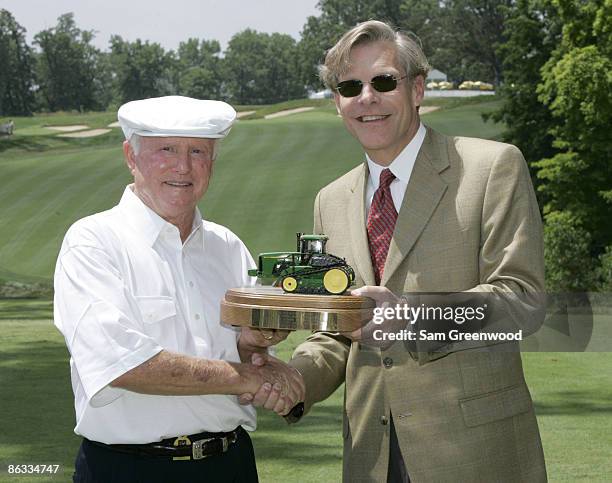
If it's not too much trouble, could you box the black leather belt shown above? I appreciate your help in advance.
[87,427,242,460]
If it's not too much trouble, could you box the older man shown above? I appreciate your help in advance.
[247,21,547,483]
[54,96,303,482]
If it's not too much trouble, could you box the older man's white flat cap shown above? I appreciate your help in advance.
[118,96,236,140]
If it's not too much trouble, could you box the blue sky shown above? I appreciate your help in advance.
[1,0,320,51]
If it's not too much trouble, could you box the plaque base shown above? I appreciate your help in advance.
[220,287,375,331]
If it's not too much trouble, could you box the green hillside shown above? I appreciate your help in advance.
[2,98,611,482]
[0,97,502,285]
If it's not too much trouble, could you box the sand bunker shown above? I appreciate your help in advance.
[264,107,315,119]
[46,125,89,132]
[107,121,121,127]
[237,111,255,119]
[420,106,441,114]
[58,129,111,138]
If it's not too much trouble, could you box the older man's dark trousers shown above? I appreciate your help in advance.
[73,427,258,483]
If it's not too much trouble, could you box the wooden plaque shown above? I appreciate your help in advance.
[220,287,375,331]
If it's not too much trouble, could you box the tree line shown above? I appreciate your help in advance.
[1,1,530,114]
[1,1,610,291]
[0,11,305,113]
[487,0,611,293]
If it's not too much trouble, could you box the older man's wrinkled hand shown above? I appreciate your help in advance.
[238,353,305,416]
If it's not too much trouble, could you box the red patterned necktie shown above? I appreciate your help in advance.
[367,168,398,285]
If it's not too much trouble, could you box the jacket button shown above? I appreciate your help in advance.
[380,415,388,425]
[383,357,393,368]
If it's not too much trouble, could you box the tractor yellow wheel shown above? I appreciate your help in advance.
[282,276,298,293]
[323,268,350,294]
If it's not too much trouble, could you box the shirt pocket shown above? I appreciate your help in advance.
[135,296,179,350]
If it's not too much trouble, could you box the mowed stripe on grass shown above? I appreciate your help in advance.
[0,155,112,270]
[8,161,125,273]
[0,101,503,281]
[205,113,364,256]
[0,112,361,280]
[0,146,128,277]
[25,167,131,273]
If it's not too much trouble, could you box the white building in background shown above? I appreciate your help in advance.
[427,69,447,82]
[308,89,333,99]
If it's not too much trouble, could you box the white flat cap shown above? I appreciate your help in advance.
[117,96,236,140]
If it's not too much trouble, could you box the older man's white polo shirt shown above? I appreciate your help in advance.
[54,186,256,444]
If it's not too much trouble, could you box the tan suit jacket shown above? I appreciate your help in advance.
[290,127,547,482]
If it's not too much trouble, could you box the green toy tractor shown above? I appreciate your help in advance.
[248,233,355,295]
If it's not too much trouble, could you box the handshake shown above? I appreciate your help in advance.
[236,327,305,417]
[232,287,401,416]
[231,287,404,417]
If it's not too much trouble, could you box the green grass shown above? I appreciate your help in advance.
[0,129,125,158]
[0,99,502,283]
[0,311,610,482]
[421,94,500,108]
[0,299,53,320]
[1,111,117,129]
[424,99,504,140]
[5,99,607,481]
[250,331,344,483]
[523,353,612,481]
[0,316,344,482]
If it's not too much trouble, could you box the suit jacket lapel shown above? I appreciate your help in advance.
[348,163,376,286]
[382,128,449,286]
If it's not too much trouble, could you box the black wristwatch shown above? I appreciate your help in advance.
[284,402,305,424]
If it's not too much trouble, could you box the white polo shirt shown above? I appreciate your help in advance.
[53,186,256,444]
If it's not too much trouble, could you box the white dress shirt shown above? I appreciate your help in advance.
[54,186,256,444]
[365,123,427,215]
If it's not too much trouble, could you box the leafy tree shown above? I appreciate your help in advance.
[397,0,444,59]
[597,246,612,292]
[34,13,103,111]
[92,51,114,110]
[176,38,222,99]
[491,0,610,291]
[0,9,36,115]
[535,0,612,261]
[543,211,596,292]
[297,15,345,91]
[308,0,404,27]
[265,33,305,102]
[297,0,508,89]
[109,36,175,103]
[223,30,268,104]
[429,0,513,85]
[297,0,407,91]
[178,38,221,67]
[224,30,304,104]
[487,0,561,169]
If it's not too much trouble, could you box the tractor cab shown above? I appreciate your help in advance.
[297,233,328,266]
[299,234,328,255]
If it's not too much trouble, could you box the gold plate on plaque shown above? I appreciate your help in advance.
[220,287,375,332]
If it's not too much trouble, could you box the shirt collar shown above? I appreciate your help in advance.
[366,122,426,188]
[118,185,202,247]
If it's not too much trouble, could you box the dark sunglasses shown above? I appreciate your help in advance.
[336,74,407,97]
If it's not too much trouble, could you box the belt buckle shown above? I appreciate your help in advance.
[192,436,231,460]
[172,436,192,461]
